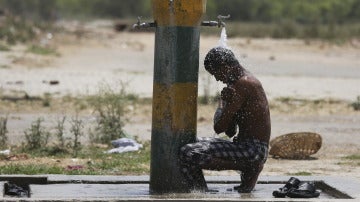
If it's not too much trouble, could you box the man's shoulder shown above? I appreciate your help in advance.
[238,75,261,86]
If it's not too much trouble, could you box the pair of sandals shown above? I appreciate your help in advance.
[4,182,30,197]
[273,177,320,198]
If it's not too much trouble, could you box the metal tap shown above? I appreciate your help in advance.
[132,16,156,29]
[201,14,230,28]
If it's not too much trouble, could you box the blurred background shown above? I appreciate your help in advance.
[0,0,359,177]
[0,0,359,40]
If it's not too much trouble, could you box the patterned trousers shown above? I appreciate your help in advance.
[179,137,268,190]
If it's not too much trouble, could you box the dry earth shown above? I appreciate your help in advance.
[0,20,360,180]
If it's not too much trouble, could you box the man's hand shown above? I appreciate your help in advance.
[221,87,235,102]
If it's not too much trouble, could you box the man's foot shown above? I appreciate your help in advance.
[234,162,264,193]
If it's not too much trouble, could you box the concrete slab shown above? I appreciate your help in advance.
[0,175,359,201]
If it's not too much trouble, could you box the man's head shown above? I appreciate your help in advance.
[204,47,241,84]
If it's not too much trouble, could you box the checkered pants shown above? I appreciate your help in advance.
[179,137,268,190]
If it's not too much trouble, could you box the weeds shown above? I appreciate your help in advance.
[0,16,37,45]
[70,115,84,157]
[0,116,9,149]
[88,83,137,145]
[0,43,10,51]
[351,96,360,111]
[27,45,59,56]
[54,116,68,150]
[42,93,52,107]
[269,97,345,113]
[338,154,360,166]
[23,118,50,150]
[287,171,312,176]
[20,115,85,157]
[343,154,360,160]
[0,163,64,175]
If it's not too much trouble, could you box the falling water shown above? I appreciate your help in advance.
[214,27,229,139]
[218,27,228,48]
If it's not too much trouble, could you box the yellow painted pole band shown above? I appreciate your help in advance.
[152,83,197,133]
[152,0,206,26]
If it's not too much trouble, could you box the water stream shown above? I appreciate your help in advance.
[218,27,228,48]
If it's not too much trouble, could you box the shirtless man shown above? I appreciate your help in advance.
[179,47,271,193]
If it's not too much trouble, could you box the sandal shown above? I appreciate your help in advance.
[4,182,29,197]
[272,177,301,198]
[286,182,320,198]
[269,132,322,159]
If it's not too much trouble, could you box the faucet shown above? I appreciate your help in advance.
[132,16,156,29]
[201,14,230,28]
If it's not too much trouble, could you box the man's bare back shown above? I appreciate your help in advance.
[228,72,271,143]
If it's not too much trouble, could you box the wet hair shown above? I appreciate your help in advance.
[204,46,239,73]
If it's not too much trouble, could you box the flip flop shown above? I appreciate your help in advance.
[4,182,29,197]
[272,177,301,198]
[286,182,320,198]
[269,132,322,159]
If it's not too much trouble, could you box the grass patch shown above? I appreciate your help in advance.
[287,171,312,176]
[27,45,59,56]
[0,163,64,175]
[0,65,10,69]
[337,154,360,166]
[0,43,10,51]
[269,97,348,114]
[0,143,150,175]
[343,154,360,160]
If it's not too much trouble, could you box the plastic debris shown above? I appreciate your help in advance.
[106,138,143,154]
[66,165,85,171]
[0,149,10,155]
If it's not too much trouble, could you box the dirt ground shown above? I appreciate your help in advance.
[0,20,360,180]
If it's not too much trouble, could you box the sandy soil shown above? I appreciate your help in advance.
[0,20,360,180]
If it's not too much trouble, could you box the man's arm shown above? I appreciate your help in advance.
[213,84,247,134]
[214,104,237,138]
[225,119,237,138]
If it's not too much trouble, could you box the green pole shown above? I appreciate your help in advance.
[150,0,207,193]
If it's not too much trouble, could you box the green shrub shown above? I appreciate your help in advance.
[0,43,10,51]
[0,16,37,45]
[42,93,52,107]
[343,154,360,160]
[351,96,360,111]
[70,115,84,157]
[54,116,69,151]
[0,116,9,149]
[23,118,50,150]
[27,45,59,56]
[88,83,137,145]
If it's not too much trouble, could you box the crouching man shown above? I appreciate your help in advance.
[179,47,271,193]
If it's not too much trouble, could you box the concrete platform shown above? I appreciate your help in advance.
[0,175,359,201]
